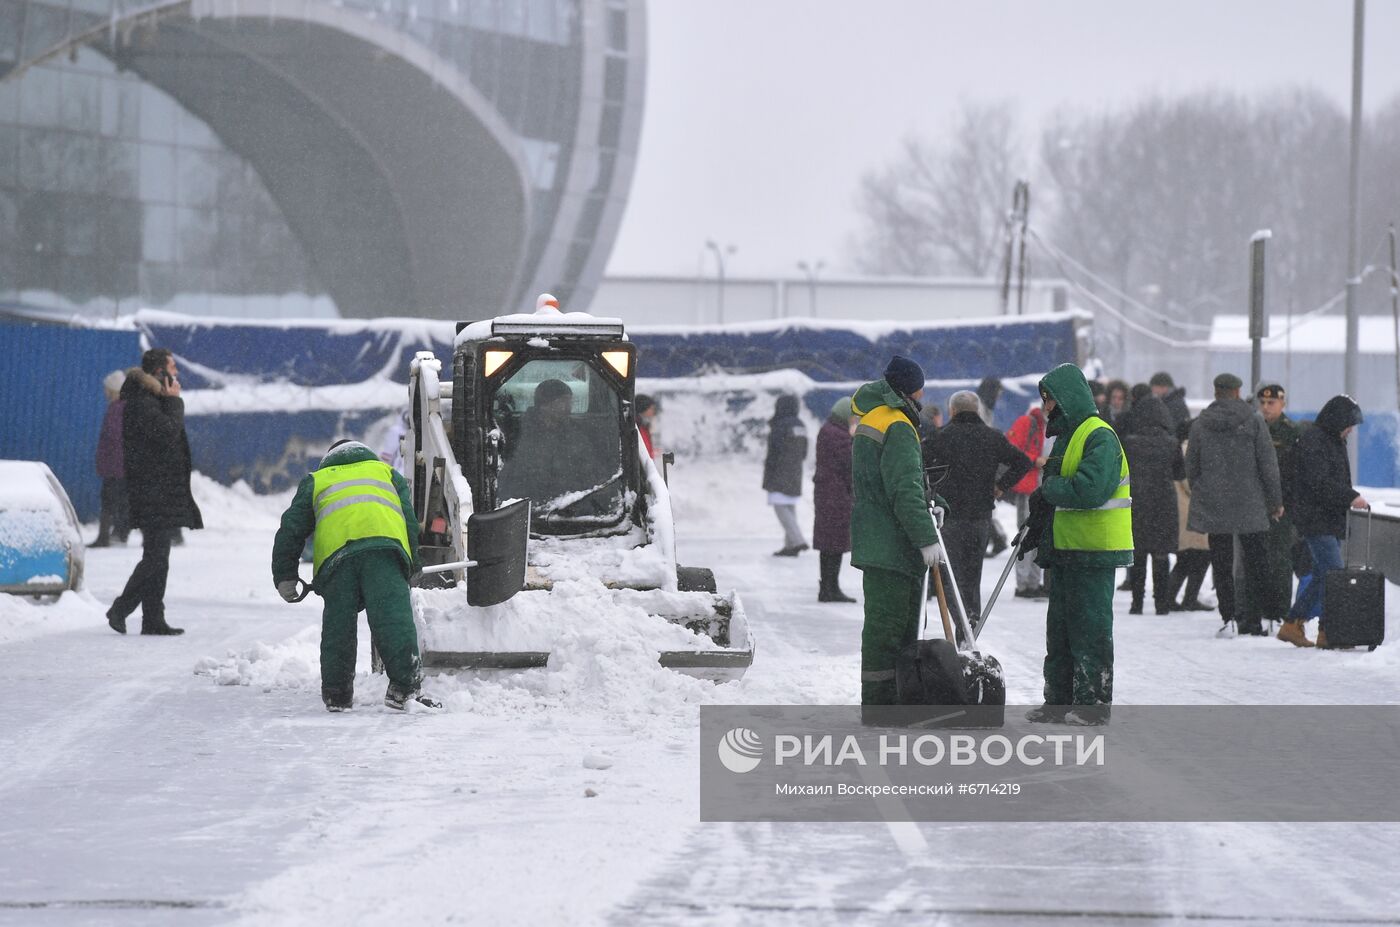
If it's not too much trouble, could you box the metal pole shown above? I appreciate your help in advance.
[1344,0,1365,477]
[1249,230,1270,391]
[705,240,727,324]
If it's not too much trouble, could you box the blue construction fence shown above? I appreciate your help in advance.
[4,312,1398,521]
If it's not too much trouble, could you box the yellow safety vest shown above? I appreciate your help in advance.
[311,459,412,575]
[1052,418,1134,552]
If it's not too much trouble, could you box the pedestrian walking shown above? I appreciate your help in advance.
[272,439,438,711]
[1022,363,1132,726]
[1286,395,1368,648]
[921,391,1032,623]
[813,397,858,602]
[975,376,1011,556]
[852,356,941,706]
[1185,373,1283,637]
[1119,396,1184,614]
[764,393,809,556]
[105,349,202,636]
[90,370,130,548]
[1005,401,1049,598]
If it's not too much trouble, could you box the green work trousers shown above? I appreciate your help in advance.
[1043,564,1114,707]
[320,548,422,693]
[860,567,924,705]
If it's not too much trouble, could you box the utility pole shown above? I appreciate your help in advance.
[1344,0,1365,476]
[705,240,736,324]
[797,260,825,317]
[999,180,1031,315]
[1249,230,1271,391]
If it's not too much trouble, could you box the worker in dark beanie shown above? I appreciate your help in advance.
[850,355,942,706]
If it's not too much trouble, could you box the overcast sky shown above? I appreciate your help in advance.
[605,0,1400,280]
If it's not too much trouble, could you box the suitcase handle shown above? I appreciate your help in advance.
[1346,504,1374,569]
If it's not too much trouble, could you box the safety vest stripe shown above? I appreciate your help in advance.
[314,478,396,507]
[1096,497,1133,510]
[854,424,886,444]
[315,494,402,522]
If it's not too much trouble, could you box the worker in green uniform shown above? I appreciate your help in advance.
[851,355,943,707]
[272,439,439,712]
[1022,364,1133,725]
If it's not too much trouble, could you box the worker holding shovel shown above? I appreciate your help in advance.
[272,439,439,712]
[1021,364,1134,726]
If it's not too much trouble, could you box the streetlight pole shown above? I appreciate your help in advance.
[797,259,825,317]
[705,240,735,324]
[1344,0,1365,477]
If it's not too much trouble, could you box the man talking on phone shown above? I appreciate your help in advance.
[106,348,203,636]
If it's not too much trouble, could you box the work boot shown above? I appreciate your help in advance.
[1064,706,1110,726]
[1025,704,1068,724]
[322,687,353,712]
[106,605,126,635]
[1276,619,1315,648]
[141,621,185,636]
[385,683,442,711]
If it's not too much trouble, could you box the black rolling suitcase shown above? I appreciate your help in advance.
[1321,510,1385,651]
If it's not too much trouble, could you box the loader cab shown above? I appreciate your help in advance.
[453,312,640,537]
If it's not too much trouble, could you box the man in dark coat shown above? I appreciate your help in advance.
[764,393,809,556]
[106,348,203,636]
[813,396,857,601]
[922,390,1032,622]
[1287,395,1368,648]
[1185,373,1283,636]
[1150,371,1192,441]
[1120,396,1184,614]
[1235,383,1306,645]
[852,356,941,706]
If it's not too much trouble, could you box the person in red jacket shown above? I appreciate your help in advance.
[1005,402,1049,597]
[636,394,659,459]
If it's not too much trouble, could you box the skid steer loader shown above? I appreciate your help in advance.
[400,300,753,681]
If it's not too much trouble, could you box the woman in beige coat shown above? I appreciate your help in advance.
[1168,454,1213,610]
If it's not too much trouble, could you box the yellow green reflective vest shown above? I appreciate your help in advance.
[1051,417,1134,553]
[311,459,412,575]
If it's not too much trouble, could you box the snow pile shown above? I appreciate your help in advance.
[189,472,293,532]
[0,588,105,644]
[527,528,670,589]
[194,628,320,691]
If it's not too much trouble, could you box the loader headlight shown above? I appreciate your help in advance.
[601,350,630,377]
[483,350,513,377]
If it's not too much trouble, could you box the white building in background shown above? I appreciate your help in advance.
[593,274,1070,326]
[1209,314,1400,412]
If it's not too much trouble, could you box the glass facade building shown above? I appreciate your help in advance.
[0,0,645,319]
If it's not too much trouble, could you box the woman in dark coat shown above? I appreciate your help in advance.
[1287,395,1368,647]
[1120,396,1184,614]
[813,396,857,601]
[763,393,809,556]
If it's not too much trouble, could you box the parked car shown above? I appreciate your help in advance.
[0,461,85,595]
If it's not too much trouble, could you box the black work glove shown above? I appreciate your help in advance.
[1020,488,1052,560]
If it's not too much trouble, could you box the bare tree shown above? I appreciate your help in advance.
[851,101,1023,276]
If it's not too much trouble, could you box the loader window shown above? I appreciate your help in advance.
[495,359,625,530]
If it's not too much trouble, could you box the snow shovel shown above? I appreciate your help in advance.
[972,523,1027,639]
[894,516,1006,727]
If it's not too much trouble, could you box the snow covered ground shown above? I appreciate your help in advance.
[3,468,1400,926]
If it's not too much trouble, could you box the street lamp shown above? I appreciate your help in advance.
[797,259,825,317]
[705,240,736,324]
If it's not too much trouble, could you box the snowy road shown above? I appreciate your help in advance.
[3,486,1400,926]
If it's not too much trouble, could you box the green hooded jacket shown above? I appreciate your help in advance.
[271,441,421,592]
[1037,364,1135,569]
[849,378,938,577]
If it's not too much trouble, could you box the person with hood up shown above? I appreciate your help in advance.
[1021,363,1133,725]
[105,348,202,636]
[764,394,810,556]
[1286,395,1368,648]
[1006,400,1050,598]
[851,356,942,706]
[272,439,438,712]
[813,396,858,602]
[1185,373,1283,637]
[1119,396,1184,614]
